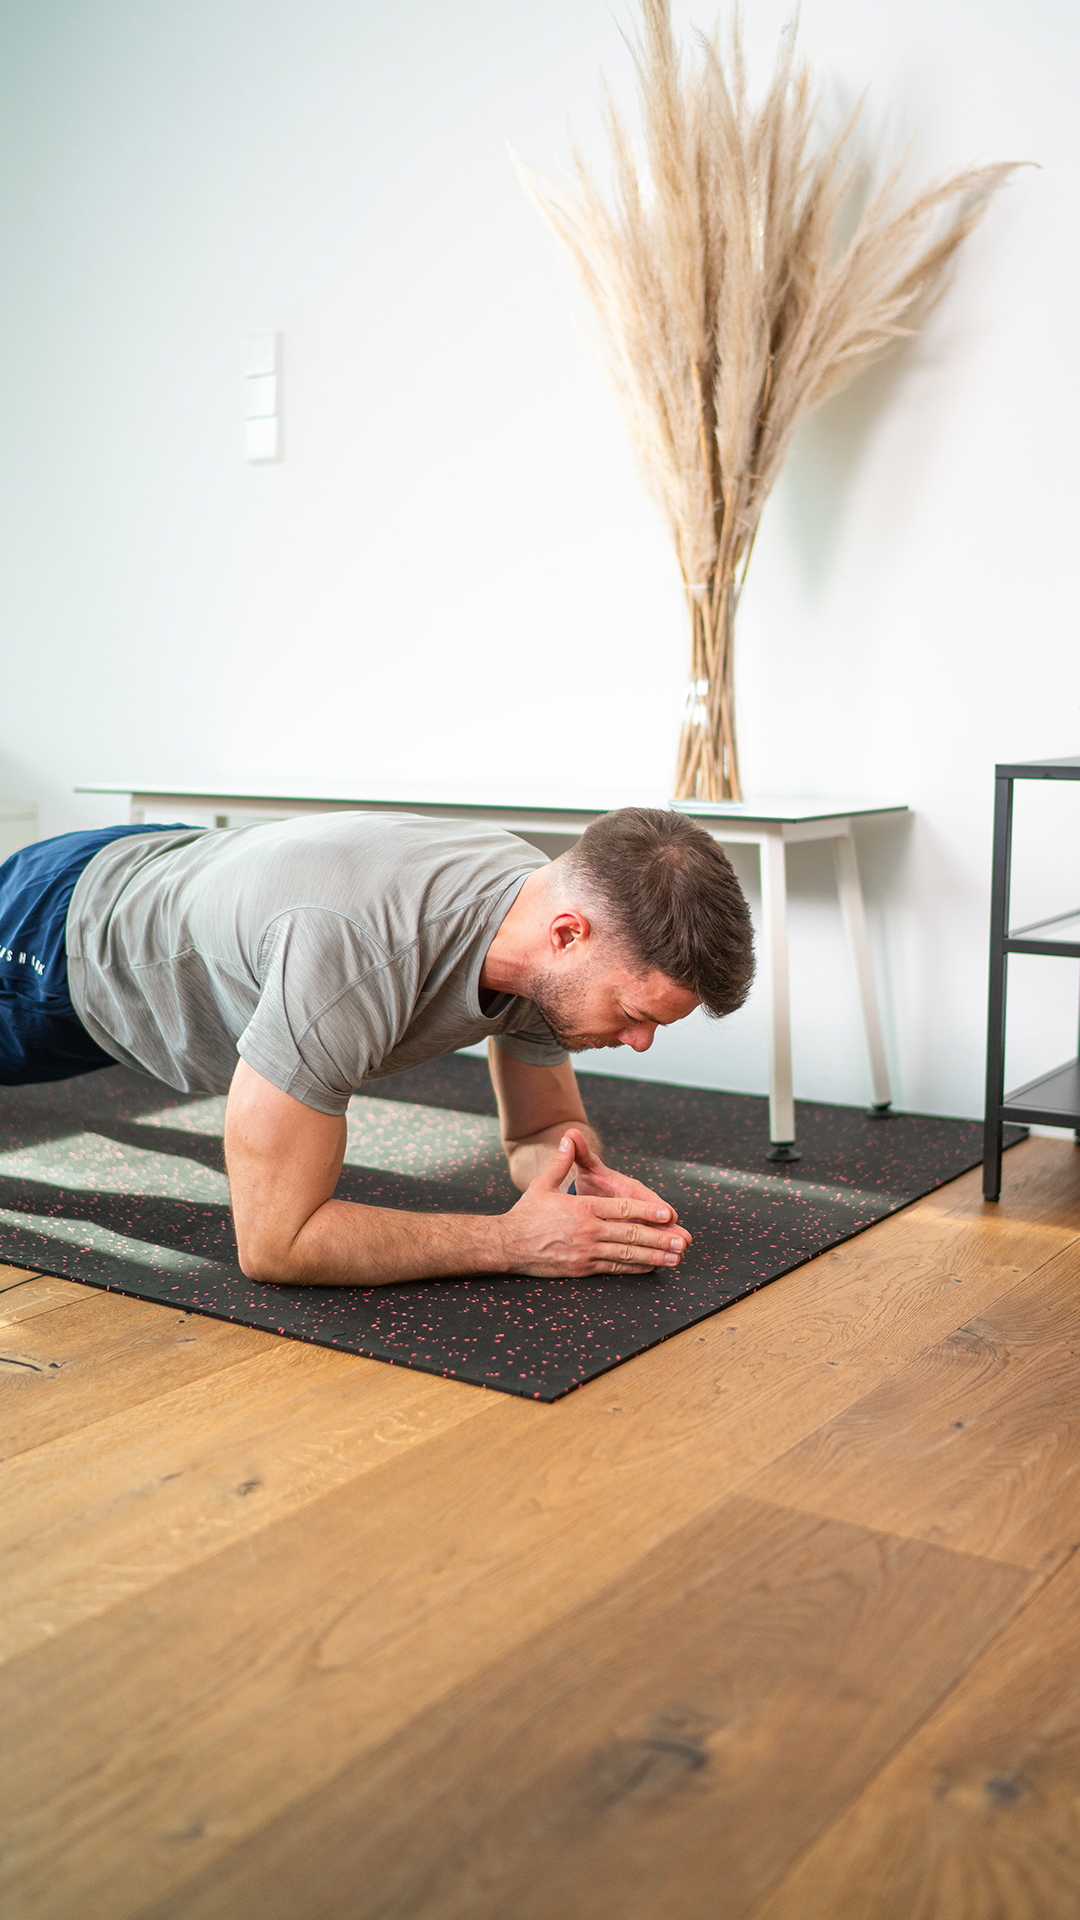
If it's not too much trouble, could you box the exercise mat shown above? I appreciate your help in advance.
[0,1058,1026,1400]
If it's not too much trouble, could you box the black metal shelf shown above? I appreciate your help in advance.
[1000,1059,1080,1129]
[1004,904,1080,959]
[1006,939,1080,958]
[984,761,1080,1200]
[994,755,1080,781]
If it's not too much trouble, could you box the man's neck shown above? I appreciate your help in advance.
[480,867,548,997]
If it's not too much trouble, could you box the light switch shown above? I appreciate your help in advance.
[244,330,281,461]
[245,331,278,378]
[245,415,279,462]
[245,373,277,419]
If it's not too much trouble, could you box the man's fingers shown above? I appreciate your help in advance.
[576,1162,682,1225]
[587,1197,691,1245]
[531,1134,578,1192]
[503,1173,693,1280]
[600,1226,692,1259]
[593,1241,674,1270]
[589,1222,690,1265]
[612,1243,684,1266]
[564,1126,600,1170]
[636,1188,680,1225]
[633,1186,681,1226]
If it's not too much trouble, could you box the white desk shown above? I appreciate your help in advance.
[79,785,909,1159]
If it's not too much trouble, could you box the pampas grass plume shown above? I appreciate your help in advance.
[517,0,1023,799]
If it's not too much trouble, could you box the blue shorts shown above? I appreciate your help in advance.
[0,824,189,1086]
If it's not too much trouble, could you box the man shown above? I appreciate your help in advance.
[0,807,754,1285]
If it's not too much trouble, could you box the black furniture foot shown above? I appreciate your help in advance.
[867,1101,893,1119]
[766,1141,802,1164]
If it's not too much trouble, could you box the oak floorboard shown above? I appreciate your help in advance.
[751,1238,1080,1573]
[0,1292,277,1460]
[746,1545,1080,1920]
[0,1344,495,1664]
[0,1264,39,1292]
[0,1151,1070,1920]
[141,1500,1033,1920]
[0,1136,1074,1919]
[0,1274,93,1328]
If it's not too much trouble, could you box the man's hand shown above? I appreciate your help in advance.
[564,1125,685,1228]
[500,1133,691,1278]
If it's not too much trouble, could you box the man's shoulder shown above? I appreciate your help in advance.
[234,809,503,846]
[260,810,523,853]
[243,812,545,895]
[234,812,547,942]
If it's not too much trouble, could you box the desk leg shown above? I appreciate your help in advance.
[833,830,892,1111]
[760,830,798,1157]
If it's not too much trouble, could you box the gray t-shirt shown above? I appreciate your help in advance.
[66,813,568,1115]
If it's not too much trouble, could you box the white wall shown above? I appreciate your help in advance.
[1,0,1077,1120]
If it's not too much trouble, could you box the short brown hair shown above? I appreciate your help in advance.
[568,807,754,1017]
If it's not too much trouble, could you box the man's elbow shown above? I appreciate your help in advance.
[236,1242,284,1284]
[234,1223,302,1284]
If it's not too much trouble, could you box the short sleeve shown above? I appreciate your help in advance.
[237,912,407,1115]
[492,998,569,1069]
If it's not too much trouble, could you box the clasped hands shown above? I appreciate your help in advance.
[499,1126,691,1279]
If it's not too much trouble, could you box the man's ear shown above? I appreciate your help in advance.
[549,909,592,958]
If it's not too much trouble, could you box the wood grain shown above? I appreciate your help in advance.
[751,1239,1080,1572]
[0,1290,276,1460]
[0,1172,1063,1920]
[139,1497,1033,1920]
[0,1263,39,1292]
[0,1135,1074,1919]
[0,1344,495,1663]
[0,1275,93,1329]
[747,1546,1080,1920]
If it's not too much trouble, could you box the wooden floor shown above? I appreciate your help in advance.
[2,1135,1080,1919]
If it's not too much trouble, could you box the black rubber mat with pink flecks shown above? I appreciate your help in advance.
[0,1058,1026,1400]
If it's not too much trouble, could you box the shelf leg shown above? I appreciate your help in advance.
[983,774,1014,1201]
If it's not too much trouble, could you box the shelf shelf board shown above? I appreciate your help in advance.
[1005,936,1080,958]
[1005,905,1080,957]
[1001,1059,1080,1127]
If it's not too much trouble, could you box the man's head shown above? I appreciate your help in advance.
[517,808,755,1054]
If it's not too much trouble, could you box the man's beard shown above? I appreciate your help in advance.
[522,970,623,1053]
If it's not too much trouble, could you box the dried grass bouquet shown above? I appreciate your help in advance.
[517,0,1020,799]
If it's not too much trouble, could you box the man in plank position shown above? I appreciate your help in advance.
[0,807,753,1284]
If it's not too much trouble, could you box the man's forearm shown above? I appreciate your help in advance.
[226,1059,685,1290]
[239,1194,511,1288]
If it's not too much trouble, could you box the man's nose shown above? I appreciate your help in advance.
[622,1024,656,1052]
